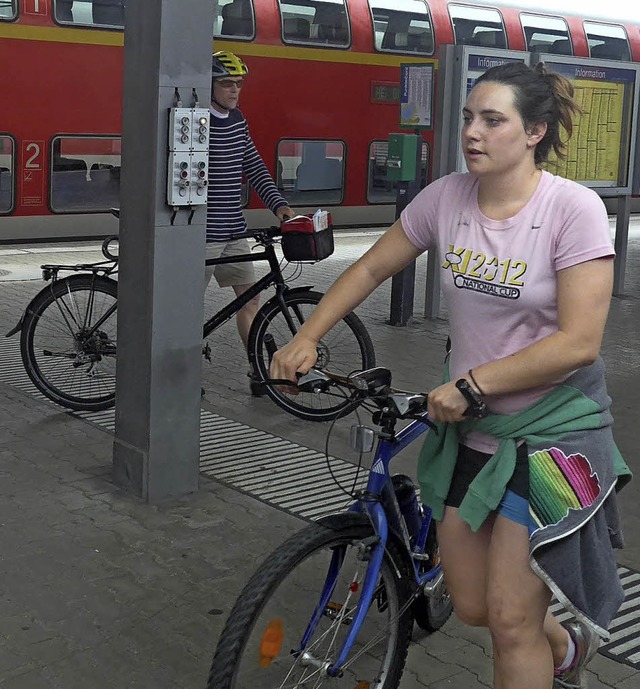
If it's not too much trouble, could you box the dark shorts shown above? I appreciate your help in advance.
[445,443,532,529]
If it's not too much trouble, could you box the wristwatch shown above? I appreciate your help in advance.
[455,379,489,418]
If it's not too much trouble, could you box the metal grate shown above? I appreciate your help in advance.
[196,412,368,520]
[549,565,640,665]
[597,566,640,664]
[0,338,366,521]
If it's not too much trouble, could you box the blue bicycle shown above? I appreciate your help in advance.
[208,367,453,689]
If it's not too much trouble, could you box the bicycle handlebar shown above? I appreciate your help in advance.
[290,367,435,425]
[272,366,490,423]
[231,226,283,242]
[101,236,119,261]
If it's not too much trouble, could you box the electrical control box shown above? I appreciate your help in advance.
[386,133,419,183]
[167,107,210,206]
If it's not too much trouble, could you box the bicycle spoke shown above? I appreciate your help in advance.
[249,291,375,421]
[210,523,410,689]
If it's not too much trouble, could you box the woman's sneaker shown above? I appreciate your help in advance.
[553,621,601,688]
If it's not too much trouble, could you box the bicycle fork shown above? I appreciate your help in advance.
[295,503,390,678]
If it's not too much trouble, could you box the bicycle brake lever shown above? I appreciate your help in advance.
[407,415,438,433]
[421,417,438,433]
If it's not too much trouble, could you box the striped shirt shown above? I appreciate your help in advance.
[206,107,287,242]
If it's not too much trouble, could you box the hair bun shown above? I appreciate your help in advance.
[533,62,549,77]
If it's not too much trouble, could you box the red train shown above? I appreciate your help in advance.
[0,0,638,241]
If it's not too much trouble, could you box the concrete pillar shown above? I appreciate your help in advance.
[113,0,214,501]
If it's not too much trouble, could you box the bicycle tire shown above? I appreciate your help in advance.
[208,520,413,689]
[20,274,118,411]
[248,290,376,421]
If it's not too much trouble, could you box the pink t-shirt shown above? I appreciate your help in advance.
[401,171,614,452]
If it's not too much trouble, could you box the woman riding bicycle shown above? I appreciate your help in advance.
[271,62,631,689]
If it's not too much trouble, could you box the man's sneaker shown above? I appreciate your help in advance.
[553,621,601,689]
[249,371,267,397]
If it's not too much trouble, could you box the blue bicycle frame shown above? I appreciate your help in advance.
[298,413,441,677]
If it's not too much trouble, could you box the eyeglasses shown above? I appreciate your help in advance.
[216,78,244,89]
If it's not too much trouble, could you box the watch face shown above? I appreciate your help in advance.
[455,379,488,418]
[455,379,471,393]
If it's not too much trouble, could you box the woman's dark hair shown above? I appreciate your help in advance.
[474,61,581,165]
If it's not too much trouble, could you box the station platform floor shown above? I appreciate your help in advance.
[1,222,640,688]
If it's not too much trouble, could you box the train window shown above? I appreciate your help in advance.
[0,0,16,20]
[367,140,428,204]
[276,140,345,205]
[584,22,630,61]
[279,0,350,48]
[0,136,14,214]
[54,1,124,29]
[448,4,507,49]
[520,14,571,55]
[369,0,434,55]
[50,136,121,213]
[214,0,255,39]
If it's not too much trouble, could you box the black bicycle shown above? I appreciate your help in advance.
[6,218,375,419]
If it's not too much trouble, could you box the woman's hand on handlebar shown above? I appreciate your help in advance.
[427,381,471,423]
[270,335,318,394]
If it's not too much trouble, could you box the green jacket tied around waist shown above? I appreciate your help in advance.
[418,368,631,533]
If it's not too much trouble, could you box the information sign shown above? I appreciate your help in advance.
[534,56,640,191]
[400,63,435,130]
[464,53,526,96]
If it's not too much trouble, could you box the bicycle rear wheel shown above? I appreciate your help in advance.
[20,274,118,411]
[248,290,375,421]
[208,520,413,689]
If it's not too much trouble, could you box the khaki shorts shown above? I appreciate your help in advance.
[204,239,256,289]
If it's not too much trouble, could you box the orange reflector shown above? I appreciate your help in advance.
[258,619,284,668]
[354,682,371,688]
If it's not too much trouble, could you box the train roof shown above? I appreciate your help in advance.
[485,0,639,24]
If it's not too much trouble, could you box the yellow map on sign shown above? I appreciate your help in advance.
[545,79,625,183]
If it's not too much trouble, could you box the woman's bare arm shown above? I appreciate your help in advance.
[270,219,423,382]
[428,256,614,423]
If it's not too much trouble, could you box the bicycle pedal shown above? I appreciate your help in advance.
[323,602,352,625]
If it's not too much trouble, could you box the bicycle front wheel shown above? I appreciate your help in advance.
[20,274,118,411]
[248,290,375,421]
[208,520,413,689]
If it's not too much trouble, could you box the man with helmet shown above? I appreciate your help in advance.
[205,50,293,395]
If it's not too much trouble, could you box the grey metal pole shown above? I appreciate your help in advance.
[613,195,631,297]
[424,45,457,319]
[112,0,213,501]
[424,250,441,319]
[389,133,423,326]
